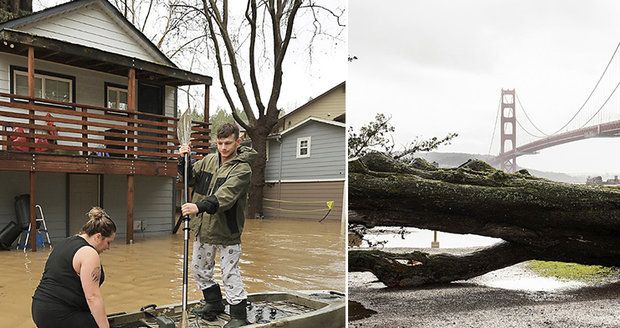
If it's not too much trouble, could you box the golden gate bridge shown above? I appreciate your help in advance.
[490,43,620,172]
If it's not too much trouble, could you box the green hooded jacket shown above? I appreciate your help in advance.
[184,146,257,245]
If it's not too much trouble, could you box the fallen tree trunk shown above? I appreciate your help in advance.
[349,152,620,287]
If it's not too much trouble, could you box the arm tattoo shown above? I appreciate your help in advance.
[90,266,101,283]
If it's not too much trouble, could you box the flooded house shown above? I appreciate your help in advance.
[263,82,345,221]
[0,0,212,250]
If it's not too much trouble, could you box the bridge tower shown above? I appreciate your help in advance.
[500,89,517,172]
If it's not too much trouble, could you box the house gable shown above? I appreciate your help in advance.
[266,120,345,182]
[0,0,173,66]
[278,82,345,132]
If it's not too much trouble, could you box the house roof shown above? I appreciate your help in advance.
[0,28,211,85]
[278,116,345,136]
[279,81,345,122]
[0,0,175,67]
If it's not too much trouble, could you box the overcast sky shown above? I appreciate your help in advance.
[35,0,346,116]
[349,0,620,175]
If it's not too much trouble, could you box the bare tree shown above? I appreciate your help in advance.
[170,0,345,218]
[38,0,343,218]
[0,0,31,22]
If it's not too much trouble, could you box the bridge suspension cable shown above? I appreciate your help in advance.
[548,41,620,135]
[579,78,620,128]
[516,94,549,136]
[488,94,501,154]
[515,114,547,139]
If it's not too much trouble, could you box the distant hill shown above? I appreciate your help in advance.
[415,152,586,184]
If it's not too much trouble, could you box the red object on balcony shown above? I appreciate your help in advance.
[10,127,28,152]
[34,114,57,152]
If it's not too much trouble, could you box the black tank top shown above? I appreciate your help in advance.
[32,235,105,311]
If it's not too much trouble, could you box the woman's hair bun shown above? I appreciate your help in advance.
[87,207,107,221]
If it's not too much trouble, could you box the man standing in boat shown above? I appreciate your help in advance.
[178,123,256,328]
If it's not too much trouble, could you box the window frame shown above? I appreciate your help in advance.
[104,82,129,114]
[10,66,76,107]
[296,136,311,158]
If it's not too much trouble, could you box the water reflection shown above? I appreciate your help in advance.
[0,218,345,328]
[361,227,501,248]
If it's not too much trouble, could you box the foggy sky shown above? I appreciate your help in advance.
[349,0,620,175]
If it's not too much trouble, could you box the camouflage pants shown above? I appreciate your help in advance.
[192,236,247,305]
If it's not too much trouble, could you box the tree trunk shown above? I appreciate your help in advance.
[349,152,620,287]
[246,129,267,219]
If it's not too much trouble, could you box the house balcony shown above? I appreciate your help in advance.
[0,92,210,177]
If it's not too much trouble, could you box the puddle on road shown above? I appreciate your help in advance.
[361,227,501,248]
[356,229,597,293]
[470,264,588,292]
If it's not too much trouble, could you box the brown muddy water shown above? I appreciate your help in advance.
[0,219,345,328]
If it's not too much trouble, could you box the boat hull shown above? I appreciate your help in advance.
[108,290,345,328]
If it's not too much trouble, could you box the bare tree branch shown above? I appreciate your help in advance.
[141,0,155,31]
[245,0,266,116]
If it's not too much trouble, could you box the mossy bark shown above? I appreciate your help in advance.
[349,152,620,287]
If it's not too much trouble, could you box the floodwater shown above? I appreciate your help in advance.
[0,218,345,328]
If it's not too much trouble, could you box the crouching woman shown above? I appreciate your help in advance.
[32,207,116,328]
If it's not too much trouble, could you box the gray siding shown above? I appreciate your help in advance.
[262,181,344,220]
[0,173,174,247]
[134,176,175,234]
[0,172,67,244]
[265,121,345,181]
[103,175,174,239]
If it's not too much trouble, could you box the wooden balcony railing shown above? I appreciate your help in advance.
[0,93,210,160]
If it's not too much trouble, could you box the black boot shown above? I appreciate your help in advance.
[223,299,250,328]
[193,284,225,321]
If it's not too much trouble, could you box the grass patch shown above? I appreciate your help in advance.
[527,261,617,281]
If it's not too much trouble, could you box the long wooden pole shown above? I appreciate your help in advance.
[29,171,36,251]
[126,68,136,245]
[126,175,134,244]
[27,46,34,152]
[127,68,136,158]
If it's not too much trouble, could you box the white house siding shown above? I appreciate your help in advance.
[0,52,176,150]
[279,84,345,132]
[103,175,174,239]
[262,181,343,221]
[265,121,345,181]
[0,171,67,244]
[20,4,166,65]
[165,86,176,117]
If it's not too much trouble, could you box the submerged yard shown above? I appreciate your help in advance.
[0,218,345,328]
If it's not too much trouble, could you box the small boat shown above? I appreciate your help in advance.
[108,290,345,328]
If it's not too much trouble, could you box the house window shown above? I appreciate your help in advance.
[106,85,128,110]
[296,137,311,158]
[14,70,72,103]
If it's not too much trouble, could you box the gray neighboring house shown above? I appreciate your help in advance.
[0,0,212,248]
[263,82,345,221]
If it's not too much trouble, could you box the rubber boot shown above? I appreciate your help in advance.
[223,299,250,328]
[193,284,225,321]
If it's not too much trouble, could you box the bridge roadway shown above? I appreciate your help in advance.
[495,119,620,164]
